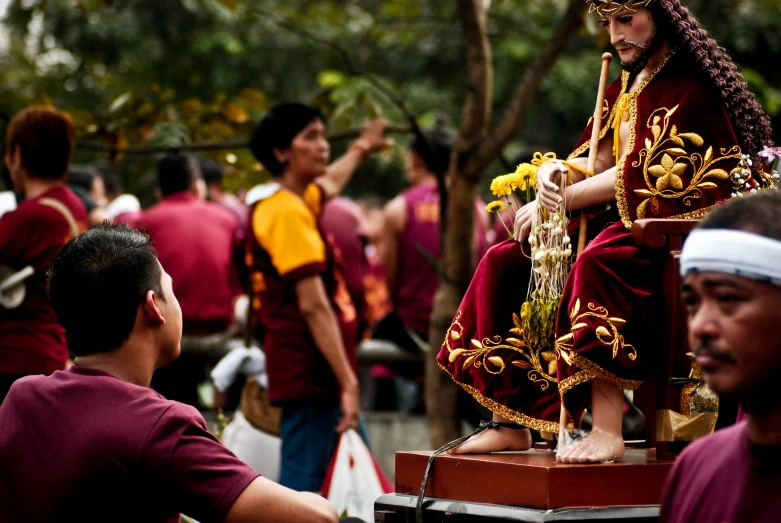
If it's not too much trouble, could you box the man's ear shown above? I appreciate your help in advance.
[142,290,166,325]
[273,147,288,166]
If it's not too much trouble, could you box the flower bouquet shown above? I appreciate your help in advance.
[486,152,573,366]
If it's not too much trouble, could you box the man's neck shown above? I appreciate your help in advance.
[412,171,438,187]
[278,172,309,197]
[73,344,156,388]
[629,41,672,92]
[745,408,781,445]
[24,176,64,200]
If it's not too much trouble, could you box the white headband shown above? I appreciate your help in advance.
[680,229,781,286]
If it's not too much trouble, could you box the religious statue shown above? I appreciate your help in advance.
[436,0,775,464]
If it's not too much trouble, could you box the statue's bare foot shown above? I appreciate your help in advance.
[448,426,532,455]
[555,428,624,464]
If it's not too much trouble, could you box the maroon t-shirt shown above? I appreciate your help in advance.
[660,421,781,522]
[137,192,241,335]
[0,185,87,374]
[0,366,259,522]
[321,197,368,338]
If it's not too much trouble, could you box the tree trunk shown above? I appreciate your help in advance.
[426,0,585,448]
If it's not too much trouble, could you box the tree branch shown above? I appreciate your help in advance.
[75,124,411,155]
[251,5,419,127]
[471,0,585,174]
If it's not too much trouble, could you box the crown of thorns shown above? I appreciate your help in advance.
[586,0,655,17]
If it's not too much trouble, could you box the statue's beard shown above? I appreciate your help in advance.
[619,30,657,75]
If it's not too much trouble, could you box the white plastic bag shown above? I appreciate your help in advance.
[321,429,393,522]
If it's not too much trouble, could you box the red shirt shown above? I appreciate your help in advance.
[0,185,87,374]
[247,184,358,405]
[0,366,259,522]
[137,192,241,335]
[660,421,781,522]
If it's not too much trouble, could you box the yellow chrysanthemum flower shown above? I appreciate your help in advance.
[490,174,516,197]
[512,163,538,191]
[485,200,506,213]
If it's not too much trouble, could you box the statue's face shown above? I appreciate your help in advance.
[598,7,656,71]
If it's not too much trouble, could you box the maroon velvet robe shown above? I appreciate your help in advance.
[436,51,744,430]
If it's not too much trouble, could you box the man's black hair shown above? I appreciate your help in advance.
[697,191,781,242]
[409,124,454,178]
[95,162,122,200]
[48,224,165,356]
[197,155,224,185]
[67,164,99,192]
[248,102,326,177]
[156,152,196,197]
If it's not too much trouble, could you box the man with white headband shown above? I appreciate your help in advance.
[659,190,781,521]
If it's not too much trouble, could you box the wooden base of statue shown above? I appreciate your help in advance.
[380,448,673,521]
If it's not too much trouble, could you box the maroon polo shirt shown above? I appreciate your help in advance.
[137,192,241,335]
[0,185,88,375]
[0,366,259,522]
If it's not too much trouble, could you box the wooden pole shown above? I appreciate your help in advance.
[561,52,612,443]
[576,52,613,255]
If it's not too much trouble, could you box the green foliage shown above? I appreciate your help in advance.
[1,0,778,203]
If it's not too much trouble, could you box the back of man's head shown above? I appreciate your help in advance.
[6,106,76,180]
[197,155,224,186]
[95,162,122,200]
[249,102,326,176]
[697,190,781,240]
[48,224,165,357]
[156,152,196,197]
[409,124,454,178]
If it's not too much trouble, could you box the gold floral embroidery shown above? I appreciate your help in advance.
[443,310,558,389]
[562,353,643,392]
[437,361,567,433]
[631,106,741,219]
[556,299,637,361]
[613,51,676,228]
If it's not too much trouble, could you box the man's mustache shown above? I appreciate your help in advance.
[618,39,648,51]
[693,343,737,364]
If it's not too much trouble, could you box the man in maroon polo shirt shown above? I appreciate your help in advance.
[0,106,88,403]
[137,152,243,407]
[0,224,337,523]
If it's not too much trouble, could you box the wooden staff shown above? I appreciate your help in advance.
[576,52,613,255]
[560,52,613,443]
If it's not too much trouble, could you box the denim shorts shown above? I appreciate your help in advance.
[278,402,369,492]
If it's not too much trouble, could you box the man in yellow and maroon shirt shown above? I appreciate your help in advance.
[246,103,390,491]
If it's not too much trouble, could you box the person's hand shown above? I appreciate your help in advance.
[336,382,361,433]
[358,119,394,153]
[513,200,538,241]
[537,160,568,212]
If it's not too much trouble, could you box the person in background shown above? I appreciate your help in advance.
[374,125,489,412]
[660,190,781,522]
[68,164,111,225]
[98,162,143,225]
[199,154,248,232]
[321,196,371,342]
[246,102,391,492]
[137,152,243,408]
[0,106,88,403]
[0,224,338,523]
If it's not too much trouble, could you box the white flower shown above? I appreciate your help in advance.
[552,227,563,235]
[528,235,537,245]
[534,251,546,261]
[563,236,571,245]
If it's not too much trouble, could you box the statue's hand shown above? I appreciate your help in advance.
[513,200,537,241]
[537,160,567,212]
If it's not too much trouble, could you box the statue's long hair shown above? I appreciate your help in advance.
[650,0,774,165]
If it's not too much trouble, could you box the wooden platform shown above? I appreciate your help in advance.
[395,448,673,511]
